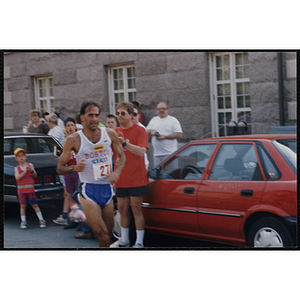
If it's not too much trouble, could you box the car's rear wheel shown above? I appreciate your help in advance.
[248,217,294,248]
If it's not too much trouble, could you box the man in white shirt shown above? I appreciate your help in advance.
[146,102,183,166]
[54,112,65,132]
[46,113,65,146]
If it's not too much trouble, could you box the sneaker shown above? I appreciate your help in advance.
[20,221,27,229]
[132,243,144,248]
[53,215,68,225]
[110,239,130,248]
[39,219,46,228]
[63,220,77,229]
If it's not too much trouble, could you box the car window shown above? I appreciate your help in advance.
[33,138,54,153]
[272,140,296,174]
[209,143,263,181]
[275,138,297,153]
[4,136,61,155]
[257,144,281,180]
[4,139,12,155]
[12,137,28,153]
[160,144,216,180]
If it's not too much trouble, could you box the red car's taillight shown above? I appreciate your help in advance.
[34,177,42,184]
[44,175,53,183]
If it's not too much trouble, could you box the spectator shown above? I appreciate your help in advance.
[53,117,79,227]
[41,112,50,126]
[110,102,149,248]
[146,102,183,166]
[105,114,119,129]
[132,106,149,170]
[47,113,70,225]
[27,109,49,134]
[14,148,46,229]
[46,113,65,146]
[75,114,83,130]
[54,112,65,132]
[132,101,145,125]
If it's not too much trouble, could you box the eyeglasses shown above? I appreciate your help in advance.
[133,112,138,117]
[157,107,168,110]
[116,111,127,116]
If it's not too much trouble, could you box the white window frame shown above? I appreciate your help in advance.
[209,52,251,137]
[108,64,136,114]
[34,75,55,114]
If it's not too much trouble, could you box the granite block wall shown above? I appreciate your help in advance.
[4,51,297,139]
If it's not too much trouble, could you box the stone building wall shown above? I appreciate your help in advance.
[4,51,297,141]
[249,52,297,134]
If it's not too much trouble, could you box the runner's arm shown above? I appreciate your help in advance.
[56,134,85,174]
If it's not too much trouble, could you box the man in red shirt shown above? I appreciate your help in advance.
[110,102,149,248]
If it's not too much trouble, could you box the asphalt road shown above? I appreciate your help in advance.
[4,200,236,249]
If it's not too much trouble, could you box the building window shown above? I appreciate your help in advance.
[34,76,54,115]
[108,65,136,113]
[210,52,251,137]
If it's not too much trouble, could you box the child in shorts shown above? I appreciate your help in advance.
[14,148,46,229]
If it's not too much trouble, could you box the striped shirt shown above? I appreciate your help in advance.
[16,164,35,194]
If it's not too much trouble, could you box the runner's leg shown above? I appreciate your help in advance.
[102,201,114,241]
[80,196,110,247]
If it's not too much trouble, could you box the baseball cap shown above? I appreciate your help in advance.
[14,148,26,156]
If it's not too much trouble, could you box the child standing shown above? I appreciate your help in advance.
[14,148,46,229]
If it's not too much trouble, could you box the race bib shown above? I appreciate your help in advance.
[93,162,112,180]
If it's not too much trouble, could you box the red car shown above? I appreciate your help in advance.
[143,134,297,248]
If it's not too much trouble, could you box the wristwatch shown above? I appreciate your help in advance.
[69,165,74,172]
[122,141,127,147]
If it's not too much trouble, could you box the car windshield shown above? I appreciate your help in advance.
[4,136,61,155]
[273,139,297,173]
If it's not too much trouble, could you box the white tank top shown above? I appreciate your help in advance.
[76,128,112,185]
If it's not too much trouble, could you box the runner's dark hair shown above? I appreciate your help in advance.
[80,101,101,116]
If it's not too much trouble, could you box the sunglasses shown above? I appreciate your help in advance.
[133,112,138,117]
[116,111,127,116]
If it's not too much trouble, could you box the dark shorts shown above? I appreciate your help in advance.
[64,172,79,194]
[18,192,37,205]
[80,183,114,209]
[116,185,149,198]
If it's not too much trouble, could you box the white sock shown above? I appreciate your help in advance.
[21,216,26,222]
[120,227,130,244]
[36,212,44,221]
[135,230,145,245]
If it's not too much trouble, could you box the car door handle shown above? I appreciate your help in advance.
[184,187,194,194]
[240,189,253,197]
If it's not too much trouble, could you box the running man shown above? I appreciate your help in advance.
[57,101,126,247]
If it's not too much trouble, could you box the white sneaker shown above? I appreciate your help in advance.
[132,243,144,248]
[20,221,27,229]
[53,215,68,225]
[39,219,46,228]
[110,239,130,248]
